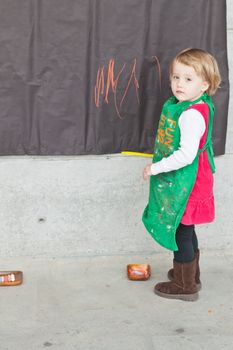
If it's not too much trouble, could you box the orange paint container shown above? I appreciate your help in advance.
[127,264,151,281]
[0,271,23,286]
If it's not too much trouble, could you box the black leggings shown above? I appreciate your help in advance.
[174,223,198,263]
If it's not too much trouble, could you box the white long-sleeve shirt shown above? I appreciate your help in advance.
[151,108,206,176]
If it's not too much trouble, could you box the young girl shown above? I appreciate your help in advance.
[142,48,221,301]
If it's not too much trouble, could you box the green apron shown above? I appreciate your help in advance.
[142,93,215,251]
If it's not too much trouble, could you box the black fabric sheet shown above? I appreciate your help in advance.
[0,0,229,155]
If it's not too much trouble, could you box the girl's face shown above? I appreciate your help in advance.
[170,62,209,102]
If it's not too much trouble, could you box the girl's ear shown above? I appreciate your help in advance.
[202,81,209,92]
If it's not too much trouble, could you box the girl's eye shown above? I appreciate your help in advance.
[173,75,179,80]
[186,77,192,82]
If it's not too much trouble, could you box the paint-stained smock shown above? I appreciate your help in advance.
[142,93,215,251]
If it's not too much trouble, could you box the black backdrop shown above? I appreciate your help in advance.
[0,0,229,155]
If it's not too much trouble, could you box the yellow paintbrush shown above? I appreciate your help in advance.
[121,151,153,157]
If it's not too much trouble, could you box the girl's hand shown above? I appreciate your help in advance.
[143,164,152,180]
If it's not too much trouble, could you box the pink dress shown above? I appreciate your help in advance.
[181,103,215,225]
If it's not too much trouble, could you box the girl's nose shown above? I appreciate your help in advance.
[177,79,182,87]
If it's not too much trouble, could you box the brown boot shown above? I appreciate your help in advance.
[154,259,198,301]
[167,250,202,291]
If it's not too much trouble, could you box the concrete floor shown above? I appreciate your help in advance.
[1,250,233,350]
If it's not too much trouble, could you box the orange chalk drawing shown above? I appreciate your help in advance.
[152,55,162,91]
[94,58,138,119]
[94,56,161,119]
[119,58,139,108]
[94,66,105,108]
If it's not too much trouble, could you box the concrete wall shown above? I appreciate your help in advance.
[0,2,232,258]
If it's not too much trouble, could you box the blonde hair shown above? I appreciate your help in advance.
[169,48,221,96]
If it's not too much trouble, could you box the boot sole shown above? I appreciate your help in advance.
[154,287,199,301]
[167,271,202,292]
